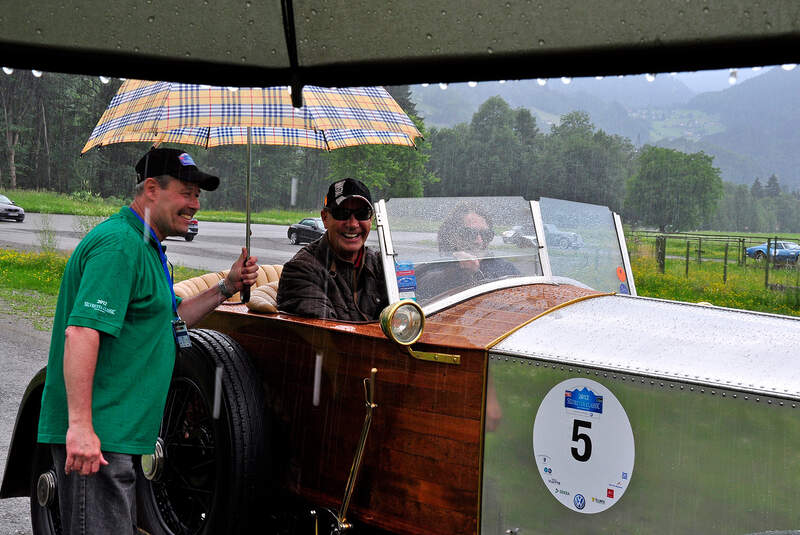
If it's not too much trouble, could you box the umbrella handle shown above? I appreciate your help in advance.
[241,127,252,305]
[240,270,251,304]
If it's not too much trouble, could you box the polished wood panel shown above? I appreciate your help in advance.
[197,283,599,534]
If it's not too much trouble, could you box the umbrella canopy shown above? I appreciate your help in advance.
[82,80,421,153]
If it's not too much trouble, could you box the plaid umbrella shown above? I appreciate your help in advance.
[81,80,421,153]
[83,80,421,302]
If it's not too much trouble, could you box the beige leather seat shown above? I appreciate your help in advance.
[173,264,283,313]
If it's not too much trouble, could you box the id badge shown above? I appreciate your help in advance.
[173,319,192,349]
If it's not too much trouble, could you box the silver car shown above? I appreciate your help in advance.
[0,194,24,222]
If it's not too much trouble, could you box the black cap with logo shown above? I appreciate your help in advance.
[135,148,220,191]
[324,178,373,210]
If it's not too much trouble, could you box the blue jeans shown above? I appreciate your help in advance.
[50,445,139,535]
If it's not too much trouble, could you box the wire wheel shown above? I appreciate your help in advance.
[137,329,267,535]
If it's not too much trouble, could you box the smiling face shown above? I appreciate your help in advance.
[146,177,200,240]
[321,197,372,263]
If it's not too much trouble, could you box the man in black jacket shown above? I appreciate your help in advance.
[277,178,388,320]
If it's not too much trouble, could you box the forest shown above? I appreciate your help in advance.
[2,70,800,234]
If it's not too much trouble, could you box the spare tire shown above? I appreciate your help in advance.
[136,329,267,535]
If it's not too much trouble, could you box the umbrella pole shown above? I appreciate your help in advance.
[241,127,252,303]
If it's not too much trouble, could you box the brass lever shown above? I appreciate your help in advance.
[335,368,378,531]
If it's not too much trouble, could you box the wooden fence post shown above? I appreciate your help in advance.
[723,242,729,284]
[740,238,746,266]
[765,237,771,288]
[697,237,702,263]
[685,241,690,278]
[656,236,666,274]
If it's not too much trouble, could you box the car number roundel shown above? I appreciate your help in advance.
[533,378,634,514]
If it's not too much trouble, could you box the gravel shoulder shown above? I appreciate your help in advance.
[0,309,51,535]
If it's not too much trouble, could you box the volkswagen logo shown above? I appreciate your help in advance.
[573,494,586,510]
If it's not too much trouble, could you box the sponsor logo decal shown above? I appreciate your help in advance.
[573,494,586,510]
[83,299,116,316]
[565,387,603,414]
[607,488,615,499]
[178,153,196,166]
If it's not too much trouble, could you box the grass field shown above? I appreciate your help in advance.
[1,188,316,226]
[0,249,205,330]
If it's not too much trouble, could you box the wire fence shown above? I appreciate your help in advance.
[628,230,800,291]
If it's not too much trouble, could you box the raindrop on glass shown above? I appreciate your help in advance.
[595,75,604,80]
[645,73,656,82]
[536,78,546,86]
[438,82,448,90]
[421,83,429,87]
[538,39,545,46]
[441,10,446,15]
[35,28,42,35]
[468,81,478,87]
[487,47,493,54]
[99,76,110,84]
[32,70,43,78]
[728,68,737,85]
[426,33,432,40]
[2,67,13,75]
[147,15,155,22]
[560,76,571,84]
[498,80,506,84]
[227,86,239,92]
[781,63,797,71]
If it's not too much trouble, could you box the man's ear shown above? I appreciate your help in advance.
[142,177,160,200]
[320,209,330,229]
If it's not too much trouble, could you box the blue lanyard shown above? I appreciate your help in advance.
[128,207,180,319]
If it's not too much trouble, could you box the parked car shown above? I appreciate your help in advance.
[288,217,325,244]
[184,218,198,241]
[5,195,798,535]
[0,194,24,222]
[501,223,583,249]
[745,241,800,263]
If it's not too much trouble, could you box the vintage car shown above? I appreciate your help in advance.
[745,240,800,263]
[4,195,799,535]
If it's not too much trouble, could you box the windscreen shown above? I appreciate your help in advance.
[539,197,632,294]
[384,197,543,306]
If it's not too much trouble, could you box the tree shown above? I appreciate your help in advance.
[0,71,41,188]
[326,115,435,200]
[750,177,764,199]
[624,146,723,232]
[765,174,782,197]
[536,111,633,210]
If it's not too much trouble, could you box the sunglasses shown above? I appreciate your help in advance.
[328,205,373,221]
[460,226,495,244]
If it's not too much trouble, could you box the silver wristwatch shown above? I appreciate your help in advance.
[217,278,235,298]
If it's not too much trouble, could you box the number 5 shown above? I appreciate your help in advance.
[571,419,592,462]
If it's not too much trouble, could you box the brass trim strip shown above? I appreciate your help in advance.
[407,347,461,365]
[485,292,615,349]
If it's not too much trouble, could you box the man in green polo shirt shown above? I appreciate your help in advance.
[37,148,259,534]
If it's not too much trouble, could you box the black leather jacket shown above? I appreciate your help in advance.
[276,235,388,320]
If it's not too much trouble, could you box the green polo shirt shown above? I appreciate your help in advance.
[38,207,180,454]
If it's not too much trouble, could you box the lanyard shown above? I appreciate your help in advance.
[128,207,180,319]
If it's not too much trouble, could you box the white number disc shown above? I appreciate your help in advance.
[532,378,634,514]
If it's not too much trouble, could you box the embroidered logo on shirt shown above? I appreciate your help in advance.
[83,299,117,315]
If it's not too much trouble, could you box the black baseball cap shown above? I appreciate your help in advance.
[324,178,373,210]
[135,148,220,191]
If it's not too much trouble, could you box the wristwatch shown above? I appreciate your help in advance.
[217,278,235,298]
